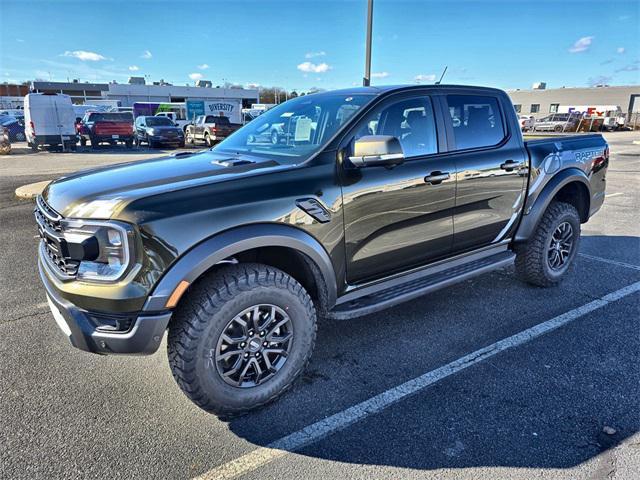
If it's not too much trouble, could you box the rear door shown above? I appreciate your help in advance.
[443,93,527,252]
[340,92,456,283]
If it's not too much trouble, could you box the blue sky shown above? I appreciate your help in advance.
[1,0,638,91]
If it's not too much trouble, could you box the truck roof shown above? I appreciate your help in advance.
[315,84,506,97]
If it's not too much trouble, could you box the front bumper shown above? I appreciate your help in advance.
[39,259,171,355]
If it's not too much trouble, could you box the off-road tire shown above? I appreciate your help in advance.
[168,263,317,416]
[515,201,581,287]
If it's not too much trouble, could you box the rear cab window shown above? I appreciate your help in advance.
[446,95,506,150]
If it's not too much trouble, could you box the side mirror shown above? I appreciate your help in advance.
[348,135,404,168]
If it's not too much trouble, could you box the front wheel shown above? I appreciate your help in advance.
[515,201,581,287]
[168,263,317,416]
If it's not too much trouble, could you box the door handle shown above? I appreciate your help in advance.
[500,160,521,171]
[424,171,450,185]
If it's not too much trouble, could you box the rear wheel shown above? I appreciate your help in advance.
[168,263,317,416]
[185,131,194,145]
[204,133,212,147]
[515,201,581,287]
[554,125,563,132]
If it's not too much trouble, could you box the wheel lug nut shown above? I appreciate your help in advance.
[240,342,246,347]
[260,331,265,336]
[255,352,260,357]
[249,331,254,336]
[244,353,249,358]
[263,341,268,346]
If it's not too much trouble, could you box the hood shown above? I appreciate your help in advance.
[147,125,182,133]
[43,150,285,219]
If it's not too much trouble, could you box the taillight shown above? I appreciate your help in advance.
[604,146,609,160]
[30,121,35,135]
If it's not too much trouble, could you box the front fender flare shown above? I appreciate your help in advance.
[143,224,338,311]
[514,168,591,242]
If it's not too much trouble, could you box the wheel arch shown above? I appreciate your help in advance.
[143,224,338,313]
[515,168,591,242]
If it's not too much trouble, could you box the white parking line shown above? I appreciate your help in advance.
[194,281,640,480]
[579,253,640,271]
[605,192,624,198]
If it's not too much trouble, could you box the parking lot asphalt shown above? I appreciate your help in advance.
[1,132,639,479]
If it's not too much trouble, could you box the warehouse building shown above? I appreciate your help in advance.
[17,80,259,110]
[507,84,640,118]
[107,83,258,109]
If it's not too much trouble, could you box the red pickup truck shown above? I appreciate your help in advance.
[77,112,135,149]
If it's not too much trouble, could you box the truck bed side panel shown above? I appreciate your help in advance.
[523,133,608,220]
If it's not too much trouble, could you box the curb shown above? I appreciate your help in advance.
[15,180,51,199]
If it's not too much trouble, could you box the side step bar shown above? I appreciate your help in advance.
[326,251,515,320]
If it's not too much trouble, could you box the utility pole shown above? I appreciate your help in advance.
[363,0,373,86]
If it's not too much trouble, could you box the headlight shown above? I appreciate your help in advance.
[60,219,133,282]
[146,128,155,135]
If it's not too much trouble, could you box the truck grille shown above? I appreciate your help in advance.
[35,196,80,278]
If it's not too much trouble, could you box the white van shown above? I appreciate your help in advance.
[24,93,77,150]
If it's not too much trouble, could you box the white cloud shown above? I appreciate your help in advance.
[588,75,612,87]
[62,50,108,61]
[245,82,260,89]
[297,61,331,73]
[414,74,436,83]
[617,47,625,54]
[197,63,209,70]
[371,71,389,78]
[568,36,594,53]
[141,50,152,59]
[189,72,203,80]
[128,65,139,71]
[305,51,326,59]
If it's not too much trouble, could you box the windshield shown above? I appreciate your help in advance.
[146,117,174,126]
[213,93,374,161]
[88,112,133,123]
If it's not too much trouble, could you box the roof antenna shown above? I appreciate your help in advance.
[435,66,448,85]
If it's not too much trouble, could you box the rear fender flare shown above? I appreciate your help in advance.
[515,168,591,242]
[143,224,338,311]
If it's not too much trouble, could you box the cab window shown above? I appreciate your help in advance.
[446,95,506,150]
[354,96,438,158]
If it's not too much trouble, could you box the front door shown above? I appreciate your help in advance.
[341,93,456,284]
[443,93,527,252]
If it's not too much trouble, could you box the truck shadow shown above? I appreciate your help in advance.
[222,234,640,472]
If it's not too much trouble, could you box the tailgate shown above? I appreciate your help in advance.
[94,122,133,136]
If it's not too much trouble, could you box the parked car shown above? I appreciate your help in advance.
[24,93,76,151]
[185,114,241,146]
[533,113,580,132]
[0,114,26,142]
[134,115,185,148]
[0,127,11,154]
[518,115,535,132]
[76,112,135,149]
[35,85,608,416]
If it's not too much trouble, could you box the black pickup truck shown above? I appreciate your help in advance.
[35,85,608,415]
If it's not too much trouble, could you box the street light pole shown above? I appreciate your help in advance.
[363,0,373,86]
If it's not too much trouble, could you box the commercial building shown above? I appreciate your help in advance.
[4,80,259,111]
[32,80,110,104]
[507,85,640,118]
[107,83,259,109]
